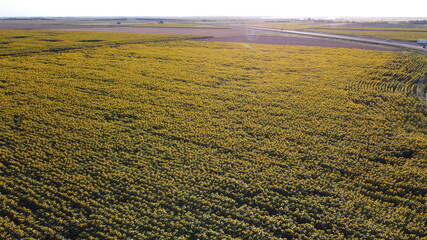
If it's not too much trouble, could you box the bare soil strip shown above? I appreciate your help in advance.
[0,24,246,37]
[58,27,248,37]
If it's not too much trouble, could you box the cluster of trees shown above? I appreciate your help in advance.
[409,20,427,24]
[1,31,427,239]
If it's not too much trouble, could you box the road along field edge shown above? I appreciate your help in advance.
[235,26,427,52]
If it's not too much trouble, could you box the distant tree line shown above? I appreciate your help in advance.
[409,20,427,24]
[3,17,55,21]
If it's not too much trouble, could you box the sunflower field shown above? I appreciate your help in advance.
[1,30,427,239]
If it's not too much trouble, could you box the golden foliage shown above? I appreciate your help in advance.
[1,30,427,239]
[311,29,427,42]
[0,29,206,56]
[254,22,427,41]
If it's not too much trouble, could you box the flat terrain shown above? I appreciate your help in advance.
[0,29,202,56]
[198,35,393,51]
[252,21,427,42]
[1,30,427,239]
[0,22,394,51]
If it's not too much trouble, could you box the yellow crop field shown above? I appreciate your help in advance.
[1,30,427,239]
[319,27,427,32]
[254,22,427,41]
[311,29,427,42]
[0,30,205,56]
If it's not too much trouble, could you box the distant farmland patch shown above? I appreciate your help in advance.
[135,23,230,28]
[254,21,427,41]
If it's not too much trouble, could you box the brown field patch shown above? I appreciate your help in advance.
[0,23,245,37]
[57,26,247,37]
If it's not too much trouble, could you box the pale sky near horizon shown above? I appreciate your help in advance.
[0,0,426,18]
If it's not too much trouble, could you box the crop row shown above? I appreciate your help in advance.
[1,31,427,239]
[0,29,206,56]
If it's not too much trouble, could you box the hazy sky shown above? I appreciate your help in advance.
[0,0,426,18]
